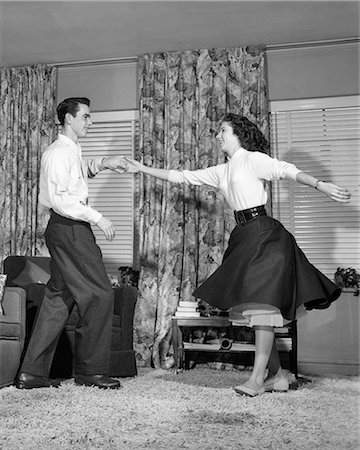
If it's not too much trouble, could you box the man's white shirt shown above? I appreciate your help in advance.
[39,134,104,224]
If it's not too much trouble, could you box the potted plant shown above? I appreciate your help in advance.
[334,267,360,297]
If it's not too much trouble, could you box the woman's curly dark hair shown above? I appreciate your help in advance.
[223,113,269,153]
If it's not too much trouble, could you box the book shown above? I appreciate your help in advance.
[174,311,201,317]
[176,306,198,312]
[275,327,291,334]
[178,301,198,308]
[229,319,250,326]
[275,337,292,351]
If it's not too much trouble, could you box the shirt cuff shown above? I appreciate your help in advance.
[97,156,106,171]
[88,157,106,177]
[89,210,103,225]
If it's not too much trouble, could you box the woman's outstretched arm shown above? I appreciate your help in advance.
[295,171,351,203]
[124,158,171,181]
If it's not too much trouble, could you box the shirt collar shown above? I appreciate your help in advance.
[58,133,81,153]
[228,147,247,161]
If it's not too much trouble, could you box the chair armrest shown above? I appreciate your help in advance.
[1,287,26,322]
[3,255,50,285]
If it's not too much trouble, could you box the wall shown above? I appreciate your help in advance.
[57,61,138,111]
[57,42,360,110]
[297,292,359,376]
[266,42,359,100]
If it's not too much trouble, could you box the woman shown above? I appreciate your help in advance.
[125,114,351,396]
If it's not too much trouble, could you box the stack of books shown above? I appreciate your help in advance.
[274,327,293,351]
[174,300,200,317]
[275,336,292,351]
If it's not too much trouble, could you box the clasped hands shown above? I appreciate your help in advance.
[102,156,142,174]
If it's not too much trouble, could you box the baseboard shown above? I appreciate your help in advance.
[298,358,360,376]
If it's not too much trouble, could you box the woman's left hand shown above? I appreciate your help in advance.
[123,157,144,173]
[318,182,352,203]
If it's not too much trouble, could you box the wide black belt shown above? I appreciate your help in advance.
[234,205,267,225]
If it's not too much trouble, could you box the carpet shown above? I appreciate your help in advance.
[0,366,359,450]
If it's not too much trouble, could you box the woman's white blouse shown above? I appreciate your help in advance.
[168,148,300,211]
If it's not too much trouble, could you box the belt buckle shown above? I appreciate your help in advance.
[238,210,246,225]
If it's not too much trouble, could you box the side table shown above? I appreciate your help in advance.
[171,316,298,377]
[172,316,251,370]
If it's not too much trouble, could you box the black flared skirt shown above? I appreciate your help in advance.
[193,215,341,321]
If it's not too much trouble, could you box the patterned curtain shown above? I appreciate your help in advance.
[0,65,57,264]
[135,46,268,368]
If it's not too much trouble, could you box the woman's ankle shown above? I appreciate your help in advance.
[267,368,286,380]
[247,375,265,387]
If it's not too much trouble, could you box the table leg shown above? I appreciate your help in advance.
[172,320,184,370]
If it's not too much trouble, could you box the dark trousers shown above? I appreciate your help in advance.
[21,211,114,377]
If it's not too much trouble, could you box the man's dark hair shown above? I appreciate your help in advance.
[57,97,90,126]
[223,113,269,153]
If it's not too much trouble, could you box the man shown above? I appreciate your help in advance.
[16,97,127,389]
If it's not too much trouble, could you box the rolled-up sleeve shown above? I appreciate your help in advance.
[86,157,106,178]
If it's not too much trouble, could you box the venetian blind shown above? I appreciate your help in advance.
[80,110,138,273]
[269,96,360,279]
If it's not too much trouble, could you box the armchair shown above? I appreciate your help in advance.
[3,256,138,378]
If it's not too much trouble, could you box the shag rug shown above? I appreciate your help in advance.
[0,366,359,450]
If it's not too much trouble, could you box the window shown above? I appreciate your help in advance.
[270,96,360,279]
[80,110,138,273]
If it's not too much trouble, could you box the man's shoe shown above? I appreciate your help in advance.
[74,374,121,389]
[16,372,60,389]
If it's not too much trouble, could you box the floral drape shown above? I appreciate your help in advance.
[135,46,268,368]
[0,65,57,264]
